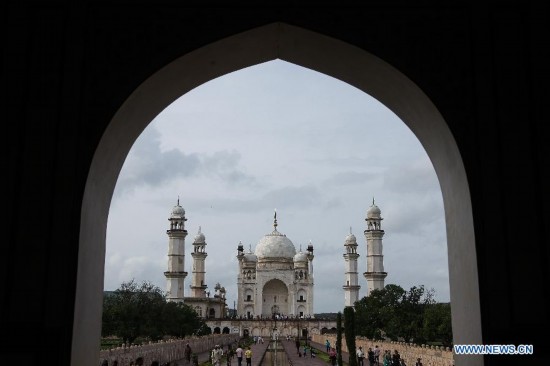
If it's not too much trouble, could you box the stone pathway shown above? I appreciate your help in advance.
[281,339,329,366]
[172,339,270,366]
[172,338,353,366]
[281,339,352,366]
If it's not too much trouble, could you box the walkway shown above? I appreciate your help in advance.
[172,337,354,366]
[281,339,351,366]
[171,338,270,366]
[281,338,328,366]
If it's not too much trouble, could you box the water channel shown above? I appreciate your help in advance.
[261,340,291,366]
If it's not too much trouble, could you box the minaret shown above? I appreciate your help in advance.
[343,227,360,307]
[363,199,387,295]
[307,240,314,279]
[190,226,208,297]
[236,240,245,316]
[164,198,188,302]
[306,240,315,315]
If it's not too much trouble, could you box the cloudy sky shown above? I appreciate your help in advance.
[104,59,449,313]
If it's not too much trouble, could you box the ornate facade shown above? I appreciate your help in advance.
[164,199,388,321]
[236,211,315,319]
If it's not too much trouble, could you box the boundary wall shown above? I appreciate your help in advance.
[313,334,453,366]
[99,334,240,366]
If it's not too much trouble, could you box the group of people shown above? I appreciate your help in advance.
[209,344,252,366]
[357,345,381,366]
[355,345,423,366]
[302,344,317,358]
[203,338,421,366]
[380,348,402,366]
[252,336,264,344]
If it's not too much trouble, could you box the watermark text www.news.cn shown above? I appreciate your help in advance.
[454,344,533,355]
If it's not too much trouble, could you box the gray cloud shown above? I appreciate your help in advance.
[182,185,323,215]
[114,127,257,197]
[383,159,440,194]
[322,170,381,187]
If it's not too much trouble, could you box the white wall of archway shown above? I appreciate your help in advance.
[76,22,481,366]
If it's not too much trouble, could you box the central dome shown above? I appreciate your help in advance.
[255,229,297,259]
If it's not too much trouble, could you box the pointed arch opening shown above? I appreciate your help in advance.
[76,22,480,366]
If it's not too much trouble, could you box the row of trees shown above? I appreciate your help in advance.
[353,284,452,347]
[102,279,210,344]
[328,284,452,366]
[102,280,451,348]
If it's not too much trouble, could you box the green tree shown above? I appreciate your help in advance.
[377,284,406,341]
[136,281,167,341]
[398,285,435,344]
[102,292,118,338]
[354,284,446,346]
[354,289,385,339]
[161,301,205,338]
[344,307,357,366]
[195,321,213,336]
[422,302,452,347]
[102,279,204,343]
[102,279,165,343]
[336,312,343,366]
[355,285,405,340]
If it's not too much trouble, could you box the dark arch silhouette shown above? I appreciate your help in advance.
[77,23,479,365]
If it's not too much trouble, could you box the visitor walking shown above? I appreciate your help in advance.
[329,347,337,366]
[356,346,365,366]
[383,350,392,366]
[184,343,192,365]
[367,347,375,366]
[245,346,252,366]
[226,345,234,366]
[373,346,380,366]
[391,350,401,366]
[211,345,223,366]
[236,345,244,366]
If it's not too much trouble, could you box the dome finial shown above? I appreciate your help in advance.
[177,196,180,206]
[198,226,201,234]
[273,208,278,230]
[372,197,375,205]
[350,226,352,234]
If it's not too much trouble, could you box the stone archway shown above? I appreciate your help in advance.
[262,279,289,317]
[76,22,480,366]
